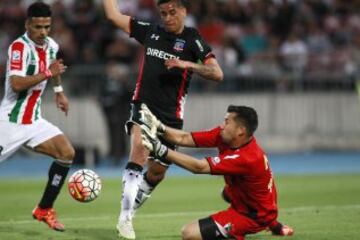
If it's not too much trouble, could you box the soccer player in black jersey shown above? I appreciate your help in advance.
[103,0,223,238]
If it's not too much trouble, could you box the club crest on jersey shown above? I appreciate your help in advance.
[173,39,185,52]
[12,50,21,62]
[211,157,221,165]
[151,34,160,40]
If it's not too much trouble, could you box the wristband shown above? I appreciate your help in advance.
[53,85,64,93]
[44,69,53,78]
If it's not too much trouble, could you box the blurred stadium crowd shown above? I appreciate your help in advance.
[1,0,360,162]
[1,0,360,93]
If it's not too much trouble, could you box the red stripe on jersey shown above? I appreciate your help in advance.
[203,53,215,64]
[22,47,46,124]
[36,47,46,72]
[176,68,188,119]
[132,52,145,101]
[22,90,41,124]
[10,42,24,70]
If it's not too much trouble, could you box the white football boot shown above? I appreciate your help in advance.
[117,216,135,239]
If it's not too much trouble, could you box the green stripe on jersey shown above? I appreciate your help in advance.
[26,64,35,75]
[9,91,27,123]
[21,36,28,43]
[49,47,55,60]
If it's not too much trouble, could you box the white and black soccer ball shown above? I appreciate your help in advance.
[68,169,102,203]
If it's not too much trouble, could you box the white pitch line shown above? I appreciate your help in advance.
[281,204,360,213]
[0,204,359,226]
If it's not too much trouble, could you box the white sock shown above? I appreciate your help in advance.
[119,168,142,222]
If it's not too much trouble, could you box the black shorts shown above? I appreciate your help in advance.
[199,217,227,240]
[125,102,183,166]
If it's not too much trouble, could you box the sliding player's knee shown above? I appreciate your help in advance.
[181,224,199,240]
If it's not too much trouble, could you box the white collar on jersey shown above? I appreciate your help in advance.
[24,32,48,50]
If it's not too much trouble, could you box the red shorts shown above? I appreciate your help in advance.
[211,207,269,240]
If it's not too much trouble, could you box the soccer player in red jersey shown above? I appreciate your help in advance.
[140,104,294,240]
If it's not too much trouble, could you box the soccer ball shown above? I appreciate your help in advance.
[68,169,102,203]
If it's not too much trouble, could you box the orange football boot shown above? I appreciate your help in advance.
[32,205,65,232]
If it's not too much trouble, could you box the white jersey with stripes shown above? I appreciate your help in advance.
[0,33,59,124]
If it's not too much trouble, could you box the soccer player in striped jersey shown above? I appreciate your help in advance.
[103,0,223,238]
[0,2,74,232]
[140,104,294,240]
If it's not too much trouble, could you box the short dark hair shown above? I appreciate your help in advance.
[157,0,187,8]
[27,2,52,18]
[227,105,258,136]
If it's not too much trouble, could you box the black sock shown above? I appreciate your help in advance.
[125,162,143,172]
[269,221,283,234]
[39,161,70,209]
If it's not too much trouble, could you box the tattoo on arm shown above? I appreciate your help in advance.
[191,64,216,79]
[188,60,222,82]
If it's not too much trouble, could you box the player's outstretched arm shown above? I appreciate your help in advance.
[165,57,223,82]
[163,126,196,147]
[141,126,210,174]
[10,59,66,92]
[102,0,131,34]
[166,150,211,174]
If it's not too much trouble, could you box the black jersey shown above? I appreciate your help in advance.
[129,18,214,125]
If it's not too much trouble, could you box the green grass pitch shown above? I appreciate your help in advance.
[0,174,359,239]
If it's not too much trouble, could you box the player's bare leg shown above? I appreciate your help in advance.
[32,134,74,231]
[118,125,147,239]
[181,221,203,240]
[134,160,168,210]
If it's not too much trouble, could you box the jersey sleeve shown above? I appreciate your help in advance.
[191,126,221,148]
[47,37,59,62]
[48,37,59,54]
[190,30,215,63]
[206,154,249,175]
[129,18,152,45]
[8,41,29,77]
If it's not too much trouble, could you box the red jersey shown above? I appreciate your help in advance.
[191,127,278,224]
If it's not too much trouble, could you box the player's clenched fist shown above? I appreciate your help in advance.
[49,59,67,77]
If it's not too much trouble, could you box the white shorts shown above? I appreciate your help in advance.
[0,119,63,163]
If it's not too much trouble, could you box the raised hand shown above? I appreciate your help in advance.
[141,125,168,159]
